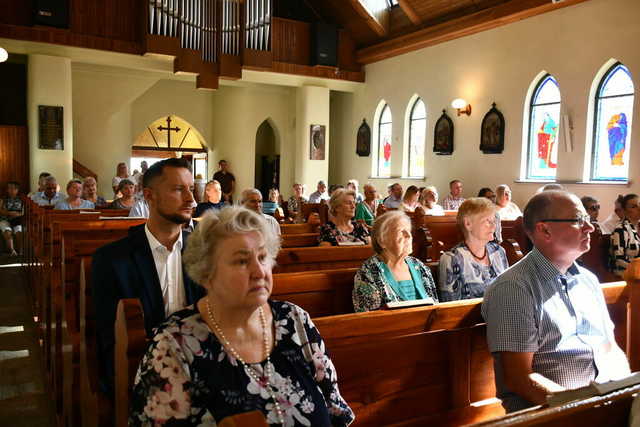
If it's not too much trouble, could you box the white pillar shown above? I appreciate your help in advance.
[28,54,73,189]
[295,86,330,191]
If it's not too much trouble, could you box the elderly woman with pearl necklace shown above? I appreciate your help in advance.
[130,206,354,426]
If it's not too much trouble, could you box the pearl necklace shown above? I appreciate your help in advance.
[206,298,284,425]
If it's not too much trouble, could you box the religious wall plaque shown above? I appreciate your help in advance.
[434,110,454,155]
[310,124,326,160]
[38,105,64,150]
[480,102,505,154]
[356,119,371,157]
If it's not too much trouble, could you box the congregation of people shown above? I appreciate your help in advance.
[11,156,638,426]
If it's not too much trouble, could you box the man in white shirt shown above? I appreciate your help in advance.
[308,180,330,204]
[383,183,403,209]
[241,188,281,236]
[442,179,465,211]
[92,157,203,396]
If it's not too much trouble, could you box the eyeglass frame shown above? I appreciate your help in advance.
[539,213,592,228]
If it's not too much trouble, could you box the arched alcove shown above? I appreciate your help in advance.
[131,115,209,182]
[254,119,280,198]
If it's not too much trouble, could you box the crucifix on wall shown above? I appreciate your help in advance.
[157,116,181,148]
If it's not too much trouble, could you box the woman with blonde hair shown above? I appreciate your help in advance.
[318,188,370,246]
[352,210,438,312]
[130,206,354,426]
[438,198,509,301]
[400,185,420,212]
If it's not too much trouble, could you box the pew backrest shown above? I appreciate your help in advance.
[274,245,373,273]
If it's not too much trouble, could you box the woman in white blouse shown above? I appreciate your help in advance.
[495,184,522,220]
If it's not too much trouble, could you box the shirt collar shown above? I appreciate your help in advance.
[145,223,183,253]
[529,246,580,281]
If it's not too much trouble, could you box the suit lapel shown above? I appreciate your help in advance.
[130,225,165,324]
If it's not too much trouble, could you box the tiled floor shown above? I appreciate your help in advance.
[0,255,53,426]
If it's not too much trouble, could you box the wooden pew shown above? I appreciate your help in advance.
[57,219,146,426]
[114,281,629,427]
[280,232,319,248]
[273,245,374,273]
[579,229,619,283]
[271,268,357,317]
[473,382,640,426]
[281,222,319,234]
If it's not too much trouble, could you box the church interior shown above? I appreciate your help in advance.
[0,0,639,425]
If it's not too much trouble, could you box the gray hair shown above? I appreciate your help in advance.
[44,176,57,185]
[372,210,411,254]
[523,190,577,235]
[317,180,326,186]
[240,188,262,204]
[183,206,281,286]
[537,183,565,193]
[329,188,356,216]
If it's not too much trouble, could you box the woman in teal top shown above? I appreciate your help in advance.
[353,210,438,312]
[354,183,380,226]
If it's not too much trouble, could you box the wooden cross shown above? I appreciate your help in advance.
[157,116,181,147]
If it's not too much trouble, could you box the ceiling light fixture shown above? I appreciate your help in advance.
[0,47,8,63]
[451,98,472,116]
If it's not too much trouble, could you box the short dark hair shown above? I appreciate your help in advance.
[142,157,192,188]
[477,187,493,198]
[621,194,639,210]
[580,196,598,208]
[218,159,227,165]
[38,172,51,179]
[118,179,135,192]
[7,181,20,188]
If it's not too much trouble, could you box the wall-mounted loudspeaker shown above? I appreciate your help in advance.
[34,0,69,28]
[311,23,338,67]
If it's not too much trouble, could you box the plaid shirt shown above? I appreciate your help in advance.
[482,247,629,412]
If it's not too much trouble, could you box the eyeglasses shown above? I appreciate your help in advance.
[587,204,600,211]
[540,213,592,228]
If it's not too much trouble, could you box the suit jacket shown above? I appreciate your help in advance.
[91,223,204,396]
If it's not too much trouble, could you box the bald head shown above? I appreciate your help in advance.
[523,191,577,234]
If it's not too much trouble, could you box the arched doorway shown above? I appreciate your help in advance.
[254,120,279,198]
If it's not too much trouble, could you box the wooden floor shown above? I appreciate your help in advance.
[0,254,53,426]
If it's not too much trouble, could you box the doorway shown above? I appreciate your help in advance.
[254,120,279,198]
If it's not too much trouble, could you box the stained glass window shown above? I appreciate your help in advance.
[590,63,634,181]
[375,104,392,177]
[526,75,561,180]
[407,98,426,178]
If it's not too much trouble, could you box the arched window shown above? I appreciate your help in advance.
[407,98,426,178]
[374,103,393,177]
[590,63,634,181]
[525,74,561,180]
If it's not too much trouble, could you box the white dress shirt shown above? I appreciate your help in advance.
[144,225,186,317]
[263,213,281,235]
[129,199,150,218]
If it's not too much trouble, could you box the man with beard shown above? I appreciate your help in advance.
[92,158,204,397]
[482,191,630,413]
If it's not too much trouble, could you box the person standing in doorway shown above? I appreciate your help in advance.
[213,159,236,204]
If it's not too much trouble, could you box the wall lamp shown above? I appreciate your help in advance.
[0,47,8,63]
[451,98,472,116]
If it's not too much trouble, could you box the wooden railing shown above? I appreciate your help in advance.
[72,159,98,181]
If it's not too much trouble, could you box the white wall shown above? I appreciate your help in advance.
[295,86,330,192]
[329,0,640,218]
[28,55,74,188]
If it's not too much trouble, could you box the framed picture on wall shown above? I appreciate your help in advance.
[310,124,326,160]
[356,119,371,157]
[38,105,64,150]
[480,102,505,154]
[433,110,454,155]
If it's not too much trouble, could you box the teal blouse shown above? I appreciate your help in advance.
[379,260,428,301]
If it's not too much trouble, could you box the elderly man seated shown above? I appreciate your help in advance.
[482,190,630,413]
[308,180,330,203]
[32,175,64,206]
[241,188,281,236]
[383,183,403,209]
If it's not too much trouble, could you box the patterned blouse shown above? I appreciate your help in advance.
[610,219,640,277]
[130,301,354,426]
[318,221,370,246]
[352,255,438,312]
[287,196,308,215]
[438,242,509,302]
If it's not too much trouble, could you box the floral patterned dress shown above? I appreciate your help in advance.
[437,242,509,301]
[318,221,370,246]
[130,301,354,426]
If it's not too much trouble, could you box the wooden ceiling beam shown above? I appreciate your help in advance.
[397,0,422,25]
[357,0,590,64]
[347,0,387,37]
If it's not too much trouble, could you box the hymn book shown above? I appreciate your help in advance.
[385,297,436,309]
[546,372,640,407]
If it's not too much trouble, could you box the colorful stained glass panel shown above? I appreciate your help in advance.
[527,76,561,180]
[408,99,426,178]
[376,105,392,177]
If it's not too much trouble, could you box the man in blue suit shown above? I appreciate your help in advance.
[92,157,204,397]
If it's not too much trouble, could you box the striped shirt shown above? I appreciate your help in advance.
[482,247,629,412]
